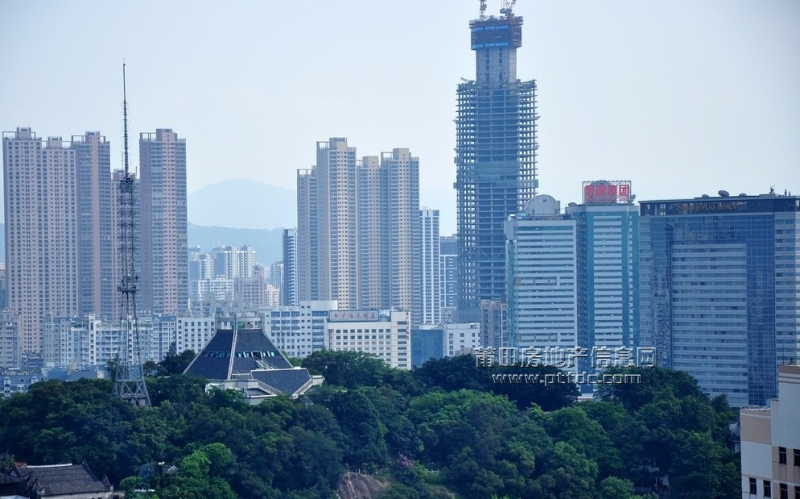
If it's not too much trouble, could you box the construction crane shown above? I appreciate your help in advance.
[112,63,151,408]
[500,0,517,16]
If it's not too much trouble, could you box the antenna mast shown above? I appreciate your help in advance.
[113,62,151,407]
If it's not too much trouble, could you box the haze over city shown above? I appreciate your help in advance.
[2,0,798,235]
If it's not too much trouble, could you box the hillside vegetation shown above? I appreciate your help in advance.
[0,352,739,499]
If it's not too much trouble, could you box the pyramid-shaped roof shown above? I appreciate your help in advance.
[184,324,319,399]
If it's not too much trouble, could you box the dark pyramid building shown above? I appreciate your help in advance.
[185,315,322,403]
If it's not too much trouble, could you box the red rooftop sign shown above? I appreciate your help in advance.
[582,180,632,204]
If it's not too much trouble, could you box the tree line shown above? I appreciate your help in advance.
[0,350,740,499]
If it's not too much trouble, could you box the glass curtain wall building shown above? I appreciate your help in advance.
[455,6,538,321]
[639,192,800,407]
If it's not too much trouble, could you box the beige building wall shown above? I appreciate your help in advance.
[740,365,800,499]
[3,129,80,355]
[139,129,188,315]
[324,310,411,369]
[358,155,388,310]
[383,149,418,318]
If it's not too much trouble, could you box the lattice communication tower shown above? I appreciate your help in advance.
[112,63,151,407]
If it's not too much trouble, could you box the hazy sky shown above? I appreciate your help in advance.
[1,1,798,234]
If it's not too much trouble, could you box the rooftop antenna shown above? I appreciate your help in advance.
[113,62,151,408]
[479,0,487,18]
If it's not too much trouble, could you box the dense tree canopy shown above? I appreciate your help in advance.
[0,352,739,499]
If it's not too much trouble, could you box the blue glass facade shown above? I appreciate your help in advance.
[411,328,444,368]
[639,195,800,406]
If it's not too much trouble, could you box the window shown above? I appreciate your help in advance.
[794,449,800,466]
[750,478,757,494]
[765,480,772,498]
[779,483,787,499]
[794,485,800,499]
[780,447,787,464]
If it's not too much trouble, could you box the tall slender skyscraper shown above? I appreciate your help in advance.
[139,129,188,315]
[417,208,441,325]
[455,5,538,321]
[3,129,80,355]
[282,228,298,306]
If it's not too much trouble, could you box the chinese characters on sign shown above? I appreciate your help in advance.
[582,180,632,204]
[475,346,658,369]
[328,310,380,322]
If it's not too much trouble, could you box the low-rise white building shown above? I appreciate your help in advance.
[444,323,482,357]
[176,316,216,354]
[740,365,800,499]
[265,300,336,358]
[325,310,411,370]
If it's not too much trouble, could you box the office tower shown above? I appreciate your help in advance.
[480,299,508,349]
[3,129,80,355]
[568,181,639,355]
[455,5,538,322]
[297,139,420,317]
[282,229,298,306]
[211,245,256,280]
[417,208,441,325]
[639,191,800,407]
[72,132,112,319]
[505,195,577,355]
[440,235,459,323]
[139,129,188,315]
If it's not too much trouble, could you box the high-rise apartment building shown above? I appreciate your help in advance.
[297,139,420,319]
[417,209,441,325]
[455,6,538,321]
[282,229,298,306]
[3,128,80,355]
[639,192,800,407]
[358,155,389,310]
[384,149,420,315]
[73,132,112,319]
[298,138,359,308]
[139,129,188,315]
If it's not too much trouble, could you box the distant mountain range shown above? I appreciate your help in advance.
[188,179,296,230]
[188,223,283,265]
[0,179,455,265]
[188,178,456,235]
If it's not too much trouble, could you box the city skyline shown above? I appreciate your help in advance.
[1,1,798,236]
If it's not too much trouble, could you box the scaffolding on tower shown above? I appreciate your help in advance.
[112,63,151,407]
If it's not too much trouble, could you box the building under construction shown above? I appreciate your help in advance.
[455,1,538,321]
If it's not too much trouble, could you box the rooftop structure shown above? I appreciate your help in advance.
[184,314,322,403]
